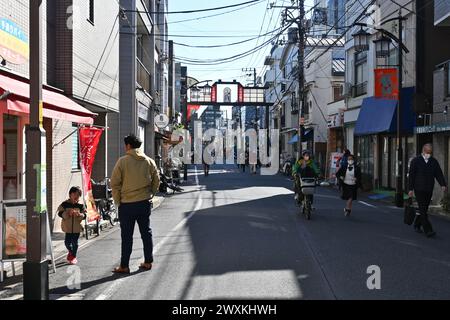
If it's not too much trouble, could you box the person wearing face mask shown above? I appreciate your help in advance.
[292,150,321,205]
[408,143,447,238]
[336,154,362,217]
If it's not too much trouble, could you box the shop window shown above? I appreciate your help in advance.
[333,84,344,101]
[72,126,80,170]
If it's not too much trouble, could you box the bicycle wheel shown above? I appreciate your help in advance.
[109,202,118,227]
[305,199,312,220]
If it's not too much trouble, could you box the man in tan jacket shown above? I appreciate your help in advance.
[111,134,160,274]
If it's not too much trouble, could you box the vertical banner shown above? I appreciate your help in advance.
[375,68,399,99]
[79,127,104,223]
[329,152,343,182]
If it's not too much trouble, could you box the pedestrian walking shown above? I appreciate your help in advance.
[57,186,87,265]
[338,147,351,168]
[408,143,447,238]
[111,134,160,273]
[336,154,362,217]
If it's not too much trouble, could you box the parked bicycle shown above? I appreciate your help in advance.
[91,178,118,227]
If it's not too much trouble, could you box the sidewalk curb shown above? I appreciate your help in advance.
[326,185,450,220]
[0,195,167,287]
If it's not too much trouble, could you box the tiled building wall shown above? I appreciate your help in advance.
[0,0,48,83]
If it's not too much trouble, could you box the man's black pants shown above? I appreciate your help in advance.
[119,200,153,268]
[414,191,434,234]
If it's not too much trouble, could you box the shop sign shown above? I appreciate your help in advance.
[0,18,29,65]
[1,200,27,260]
[375,68,399,100]
[415,123,450,134]
[155,113,169,129]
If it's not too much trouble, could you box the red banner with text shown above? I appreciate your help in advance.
[79,127,104,223]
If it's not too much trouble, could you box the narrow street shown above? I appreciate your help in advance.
[46,166,450,300]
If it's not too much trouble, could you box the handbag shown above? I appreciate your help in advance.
[404,198,416,225]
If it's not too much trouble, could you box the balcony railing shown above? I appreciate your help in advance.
[352,82,368,98]
[137,58,151,93]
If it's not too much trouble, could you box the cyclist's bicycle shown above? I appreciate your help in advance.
[295,175,317,220]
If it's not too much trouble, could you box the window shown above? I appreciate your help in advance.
[333,84,344,101]
[281,83,286,93]
[88,0,95,24]
[387,48,398,67]
[71,126,80,171]
[355,51,367,85]
[223,87,231,103]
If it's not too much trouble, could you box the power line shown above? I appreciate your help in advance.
[246,0,277,69]
[157,26,284,48]
[163,0,265,26]
[125,0,262,15]
[175,23,293,65]
[82,14,119,101]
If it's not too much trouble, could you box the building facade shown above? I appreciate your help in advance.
[0,0,107,232]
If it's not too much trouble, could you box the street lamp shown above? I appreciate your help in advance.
[352,27,370,52]
[352,11,409,208]
[373,35,392,58]
[203,82,212,96]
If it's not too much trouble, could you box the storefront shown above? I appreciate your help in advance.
[354,87,416,191]
[0,70,96,227]
[343,108,360,155]
[415,122,450,204]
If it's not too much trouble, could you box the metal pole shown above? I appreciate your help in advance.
[23,0,48,300]
[297,0,305,159]
[395,11,404,208]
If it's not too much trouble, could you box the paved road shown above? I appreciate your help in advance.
[46,165,450,300]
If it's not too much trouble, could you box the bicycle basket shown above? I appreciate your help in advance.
[92,184,107,199]
[300,178,316,195]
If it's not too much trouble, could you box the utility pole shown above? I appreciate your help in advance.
[297,0,305,159]
[24,0,48,300]
[273,0,306,159]
[395,10,404,208]
[242,68,257,86]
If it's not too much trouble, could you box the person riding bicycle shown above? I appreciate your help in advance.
[292,150,321,204]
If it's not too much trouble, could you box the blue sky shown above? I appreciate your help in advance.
[168,0,315,84]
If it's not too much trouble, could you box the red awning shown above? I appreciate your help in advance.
[0,73,96,124]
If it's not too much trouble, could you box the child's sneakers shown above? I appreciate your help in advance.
[67,252,74,263]
[66,252,78,264]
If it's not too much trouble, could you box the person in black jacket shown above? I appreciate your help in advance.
[408,144,447,238]
[336,154,362,217]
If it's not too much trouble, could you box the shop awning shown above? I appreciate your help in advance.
[287,129,313,144]
[0,73,96,124]
[355,87,415,136]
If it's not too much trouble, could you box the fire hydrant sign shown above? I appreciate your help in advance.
[79,127,104,223]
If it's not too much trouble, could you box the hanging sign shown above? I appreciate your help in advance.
[79,127,104,223]
[0,18,29,65]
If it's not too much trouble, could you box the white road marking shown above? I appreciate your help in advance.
[95,166,203,300]
[359,201,377,208]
